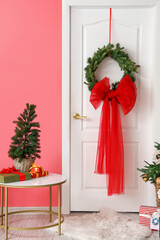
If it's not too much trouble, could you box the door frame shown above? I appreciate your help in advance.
[62,0,158,214]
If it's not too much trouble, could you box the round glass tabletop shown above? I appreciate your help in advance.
[0,173,66,188]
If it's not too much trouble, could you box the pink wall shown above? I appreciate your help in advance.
[0,0,62,206]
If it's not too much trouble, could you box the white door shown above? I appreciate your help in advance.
[70,7,153,211]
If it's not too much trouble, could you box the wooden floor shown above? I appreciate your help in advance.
[0,214,61,240]
[0,213,159,240]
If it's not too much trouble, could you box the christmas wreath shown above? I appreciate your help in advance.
[85,42,139,196]
[84,43,139,91]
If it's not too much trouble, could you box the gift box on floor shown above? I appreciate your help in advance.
[139,205,160,230]
[0,172,31,183]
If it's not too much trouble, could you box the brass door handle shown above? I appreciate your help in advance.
[73,113,87,120]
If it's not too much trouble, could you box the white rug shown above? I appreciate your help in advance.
[52,208,152,240]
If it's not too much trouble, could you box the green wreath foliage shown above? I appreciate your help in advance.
[84,43,140,91]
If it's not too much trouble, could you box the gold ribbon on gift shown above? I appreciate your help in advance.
[29,163,46,178]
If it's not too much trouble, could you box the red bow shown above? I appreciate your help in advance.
[90,75,137,196]
[0,166,25,181]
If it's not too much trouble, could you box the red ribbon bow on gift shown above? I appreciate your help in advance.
[0,166,25,181]
[90,74,137,196]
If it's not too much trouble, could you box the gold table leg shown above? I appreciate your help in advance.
[58,184,61,235]
[5,187,8,240]
[49,186,52,222]
[1,187,3,226]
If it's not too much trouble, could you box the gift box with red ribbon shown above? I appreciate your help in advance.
[0,166,31,183]
[139,205,160,230]
[29,163,48,178]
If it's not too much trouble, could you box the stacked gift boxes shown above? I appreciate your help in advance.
[0,164,48,183]
[139,205,160,230]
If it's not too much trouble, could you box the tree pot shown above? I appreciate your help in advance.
[14,157,35,172]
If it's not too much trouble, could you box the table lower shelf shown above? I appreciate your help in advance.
[0,209,64,230]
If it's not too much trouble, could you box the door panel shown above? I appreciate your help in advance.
[71,8,153,211]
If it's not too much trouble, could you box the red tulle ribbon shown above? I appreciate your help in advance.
[90,75,137,196]
[0,166,25,181]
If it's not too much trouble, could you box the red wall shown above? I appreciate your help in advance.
[0,0,62,206]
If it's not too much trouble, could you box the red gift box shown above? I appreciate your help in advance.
[139,205,158,229]
[29,163,49,178]
[31,171,48,178]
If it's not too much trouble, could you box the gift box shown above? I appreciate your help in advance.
[29,163,49,178]
[0,172,31,183]
[139,205,160,230]
[30,171,48,178]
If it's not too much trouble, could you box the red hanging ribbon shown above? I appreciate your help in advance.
[90,75,137,196]
[0,166,25,181]
[109,8,112,44]
[108,8,112,57]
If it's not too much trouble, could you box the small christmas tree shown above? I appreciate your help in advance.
[137,142,160,184]
[8,103,41,163]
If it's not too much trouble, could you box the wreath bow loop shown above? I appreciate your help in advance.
[90,74,137,196]
[115,74,137,115]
